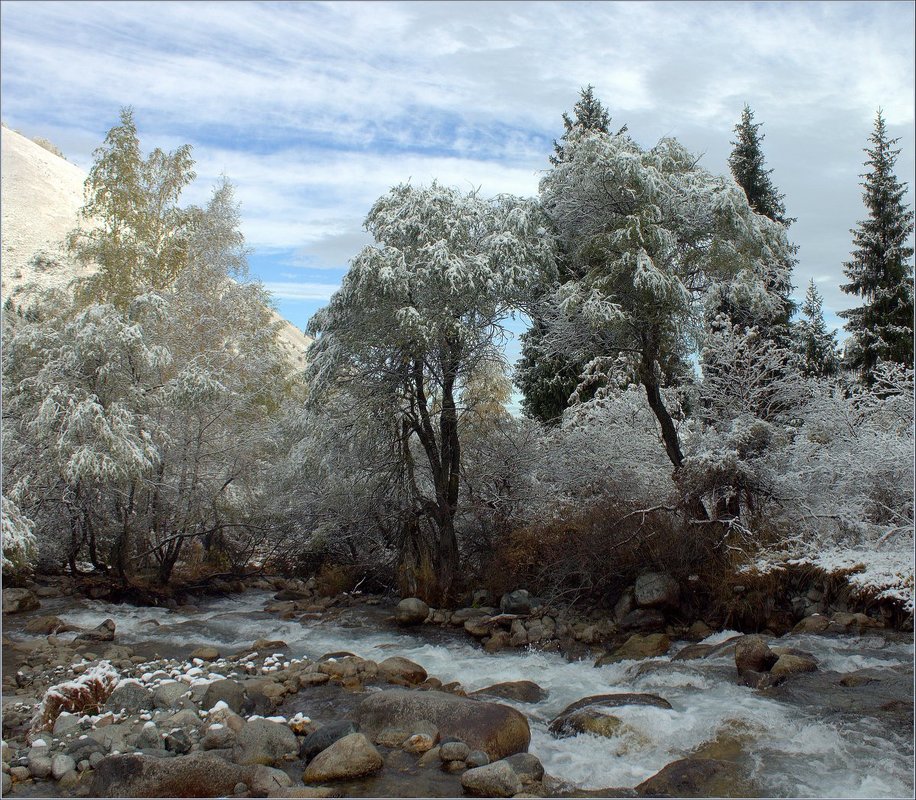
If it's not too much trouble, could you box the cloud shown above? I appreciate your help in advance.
[262,281,339,302]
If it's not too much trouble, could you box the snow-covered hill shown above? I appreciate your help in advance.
[0,124,312,366]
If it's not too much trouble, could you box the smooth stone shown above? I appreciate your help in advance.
[300,721,359,762]
[634,572,680,610]
[734,635,778,674]
[52,754,77,780]
[461,760,522,798]
[301,733,383,783]
[378,656,427,686]
[395,598,430,626]
[439,741,470,762]
[471,680,548,703]
[465,749,489,768]
[505,752,544,785]
[635,757,755,797]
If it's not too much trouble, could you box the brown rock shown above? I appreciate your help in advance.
[769,654,817,681]
[378,656,427,686]
[471,680,548,703]
[734,635,778,673]
[301,733,383,783]
[595,633,671,665]
[635,757,755,797]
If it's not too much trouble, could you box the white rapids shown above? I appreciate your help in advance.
[50,591,915,798]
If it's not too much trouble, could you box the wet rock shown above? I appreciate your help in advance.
[298,672,331,688]
[252,638,289,652]
[355,688,530,760]
[672,643,715,661]
[51,753,77,780]
[505,752,544,785]
[190,646,220,661]
[439,740,470,761]
[500,589,532,615]
[483,630,512,652]
[400,722,439,754]
[464,618,493,638]
[549,693,672,736]
[301,733,383,783]
[471,680,548,704]
[769,654,817,682]
[418,746,441,766]
[465,749,489,768]
[635,757,753,797]
[461,760,522,797]
[300,721,359,762]
[634,572,680,610]
[686,620,714,640]
[395,598,430,626]
[792,614,830,634]
[737,669,773,689]
[828,612,883,633]
[378,656,427,686]
[2,587,41,613]
[550,708,629,738]
[734,635,778,674]
[619,608,666,632]
[105,681,153,714]
[24,615,74,634]
[75,618,116,642]
[595,633,671,665]
[89,752,261,797]
[202,679,246,713]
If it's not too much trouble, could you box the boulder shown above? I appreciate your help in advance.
[792,614,830,634]
[164,728,193,754]
[152,680,189,709]
[549,693,671,726]
[136,722,164,750]
[466,749,489,768]
[464,618,493,638]
[104,681,153,714]
[769,654,817,681]
[504,752,544,785]
[89,752,261,797]
[548,694,671,738]
[73,618,116,643]
[25,615,74,634]
[619,608,666,632]
[734,635,778,674]
[439,740,470,761]
[301,733,383,783]
[634,572,680,610]
[378,656,427,686]
[499,590,532,615]
[613,587,636,622]
[461,760,522,798]
[672,643,715,661]
[190,646,220,661]
[471,680,548,704]
[635,757,754,797]
[395,598,430,626]
[483,630,512,652]
[201,679,246,713]
[300,721,360,762]
[595,633,671,665]
[355,688,530,760]
[250,765,294,796]
[2,587,40,613]
[233,718,298,765]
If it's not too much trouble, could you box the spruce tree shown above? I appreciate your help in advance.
[796,279,839,378]
[839,110,915,383]
[518,86,623,423]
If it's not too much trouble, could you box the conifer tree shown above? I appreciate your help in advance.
[840,110,915,383]
[796,279,839,378]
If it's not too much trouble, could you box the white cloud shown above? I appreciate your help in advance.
[262,281,339,301]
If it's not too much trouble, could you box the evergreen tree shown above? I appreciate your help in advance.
[518,86,623,424]
[795,279,839,378]
[840,110,915,383]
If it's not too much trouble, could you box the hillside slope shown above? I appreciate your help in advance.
[0,124,311,366]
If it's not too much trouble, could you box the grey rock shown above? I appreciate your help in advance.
[439,740,470,762]
[75,618,116,642]
[500,590,531,615]
[152,681,189,709]
[2,587,41,613]
[249,765,293,795]
[201,679,246,713]
[395,598,430,626]
[634,572,680,610]
[734,635,778,674]
[51,753,76,781]
[461,760,522,797]
[53,712,82,737]
[619,607,666,632]
[504,752,544,784]
[201,724,235,750]
[466,750,489,768]
[135,723,163,750]
[471,680,548,704]
[164,729,192,755]
[28,754,52,779]
[104,681,153,714]
[2,771,10,794]
[300,721,359,762]
[232,718,298,766]
[301,733,383,783]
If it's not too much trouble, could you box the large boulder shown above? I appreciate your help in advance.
[300,721,359,761]
[595,633,671,665]
[734,635,778,674]
[634,572,680,610]
[499,590,532,615]
[89,752,270,797]
[24,615,75,634]
[769,653,817,681]
[355,688,530,760]
[201,679,246,713]
[301,733,383,783]
[635,757,754,797]
[104,681,153,714]
[548,693,671,737]
[232,718,298,765]
[2,587,40,613]
[74,618,116,642]
[461,760,522,797]
[395,598,429,626]
[378,656,427,686]
[618,608,666,632]
[471,680,548,704]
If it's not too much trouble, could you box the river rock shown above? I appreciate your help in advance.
[549,693,672,736]
[439,740,470,761]
[300,721,359,761]
[471,680,548,703]
[190,646,220,661]
[672,643,715,661]
[464,617,493,638]
[250,765,294,795]
[355,688,530,760]
[595,633,671,665]
[500,590,532,615]
[152,680,189,709]
[28,754,52,778]
[466,749,490,767]
[461,760,522,798]
[613,587,636,622]
[828,612,883,633]
[619,608,666,632]
[2,587,40,613]
[53,711,82,736]
[769,654,817,681]
[504,752,544,785]
[51,753,77,780]
[792,614,830,634]
[378,656,427,685]
[635,757,753,797]
[105,680,152,714]
[484,630,512,652]
[89,752,263,797]
[135,722,163,750]
[164,728,192,754]
[202,679,246,713]
[75,618,116,642]
[25,615,74,634]
[201,722,236,750]
[634,572,680,610]
[395,598,430,626]
[550,708,629,738]
[734,635,778,674]
[1,773,10,794]
[301,733,383,783]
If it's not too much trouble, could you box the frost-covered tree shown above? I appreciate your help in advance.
[840,110,915,384]
[536,130,792,511]
[795,279,839,378]
[306,182,554,603]
[518,87,625,424]
[1,495,38,576]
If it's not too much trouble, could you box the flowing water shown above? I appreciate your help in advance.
[7,590,914,798]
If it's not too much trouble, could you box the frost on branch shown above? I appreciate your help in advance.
[30,660,120,739]
[1,495,37,575]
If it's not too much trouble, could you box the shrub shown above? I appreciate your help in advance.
[30,661,119,738]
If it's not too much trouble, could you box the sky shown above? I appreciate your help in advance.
[1,0,914,364]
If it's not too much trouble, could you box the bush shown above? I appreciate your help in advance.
[30,661,119,738]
